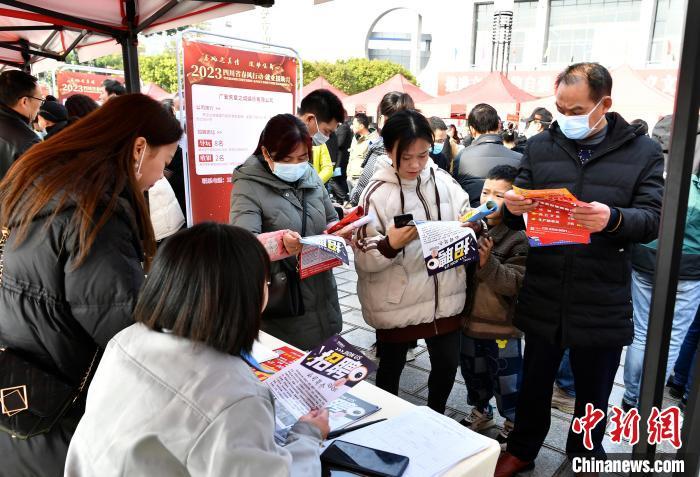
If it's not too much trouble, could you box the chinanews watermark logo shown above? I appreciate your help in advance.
[569,404,686,474]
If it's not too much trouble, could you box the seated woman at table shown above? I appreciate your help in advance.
[354,109,475,414]
[230,113,343,350]
[65,223,329,477]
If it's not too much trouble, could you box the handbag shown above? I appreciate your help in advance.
[262,192,307,319]
[0,228,98,439]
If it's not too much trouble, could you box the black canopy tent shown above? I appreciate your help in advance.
[0,0,273,91]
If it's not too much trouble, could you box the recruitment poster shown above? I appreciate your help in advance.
[182,37,299,224]
[56,70,124,103]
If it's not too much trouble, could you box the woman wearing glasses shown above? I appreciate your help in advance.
[0,94,182,475]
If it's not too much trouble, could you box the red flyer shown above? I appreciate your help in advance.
[513,186,591,246]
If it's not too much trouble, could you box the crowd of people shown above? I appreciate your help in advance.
[0,60,697,477]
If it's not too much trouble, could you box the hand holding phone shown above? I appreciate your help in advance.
[393,213,414,228]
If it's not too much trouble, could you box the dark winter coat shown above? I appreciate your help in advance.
[0,191,145,475]
[503,113,664,348]
[455,134,522,207]
[230,155,342,350]
[0,104,40,180]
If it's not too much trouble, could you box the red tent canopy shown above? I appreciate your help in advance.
[420,72,538,118]
[302,76,347,99]
[0,1,267,72]
[343,74,432,116]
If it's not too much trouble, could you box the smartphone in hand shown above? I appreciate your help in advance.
[393,213,414,228]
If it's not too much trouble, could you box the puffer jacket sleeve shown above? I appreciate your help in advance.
[475,234,528,297]
[503,144,532,231]
[230,178,263,234]
[608,141,664,243]
[64,214,144,349]
[354,183,397,274]
[186,395,322,477]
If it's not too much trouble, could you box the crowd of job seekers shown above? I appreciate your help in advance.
[0,61,697,477]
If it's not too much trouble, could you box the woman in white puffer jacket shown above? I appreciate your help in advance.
[354,109,474,414]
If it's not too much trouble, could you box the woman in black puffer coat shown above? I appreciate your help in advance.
[0,94,182,476]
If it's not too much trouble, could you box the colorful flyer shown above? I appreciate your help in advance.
[298,235,349,279]
[414,220,479,276]
[513,186,592,247]
[252,346,305,382]
[264,335,376,420]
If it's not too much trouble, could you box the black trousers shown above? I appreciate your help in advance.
[375,330,460,414]
[329,176,349,203]
[507,333,622,461]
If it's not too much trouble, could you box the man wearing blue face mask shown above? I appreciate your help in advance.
[297,89,345,184]
[495,63,664,476]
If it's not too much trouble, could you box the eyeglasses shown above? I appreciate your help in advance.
[25,95,45,105]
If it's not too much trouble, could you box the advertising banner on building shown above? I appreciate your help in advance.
[56,70,124,102]
[181,34,299,225]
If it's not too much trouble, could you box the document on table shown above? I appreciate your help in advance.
[327,406,493,477]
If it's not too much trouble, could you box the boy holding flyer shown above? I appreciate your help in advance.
[459,165,528,445]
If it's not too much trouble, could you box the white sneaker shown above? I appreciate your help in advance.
[459,407,496,432]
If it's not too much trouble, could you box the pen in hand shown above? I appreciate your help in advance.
[325,418,387,440]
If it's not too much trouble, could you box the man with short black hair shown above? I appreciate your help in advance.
[0,70,42,180]
[298,89,345,144]
[99,79,126,103]
[298,89,346,183]
[428,116,459,174]
[455,103,521,207]
[495,62,664,476]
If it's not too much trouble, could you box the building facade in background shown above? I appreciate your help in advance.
[207,0,683,96]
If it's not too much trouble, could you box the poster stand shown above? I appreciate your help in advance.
[176,30,302,226]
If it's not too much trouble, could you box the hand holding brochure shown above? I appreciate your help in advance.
[413,220,478,276]
[513,186,592,247]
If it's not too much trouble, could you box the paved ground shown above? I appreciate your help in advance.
[333,253,682,477]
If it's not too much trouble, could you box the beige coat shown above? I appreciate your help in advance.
[354,159,471,330]
[65,323,322,477]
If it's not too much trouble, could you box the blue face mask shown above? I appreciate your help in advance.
[431,142,444,155]
[556,99,605,140]
[313,117,330,145]
[272,162,308,182]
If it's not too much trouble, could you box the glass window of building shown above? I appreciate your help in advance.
[367,9,432,72]
[649,0,685,64]
[510,0,539,65]
[545,0,642,66]
[472,2,494,67]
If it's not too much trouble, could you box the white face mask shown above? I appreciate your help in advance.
[524,122,541,139]
[556,99,605,140]
[313,117,330,145]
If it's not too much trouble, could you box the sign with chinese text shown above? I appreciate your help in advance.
[56,70,124,103]
[514,186,591,247]
[264,335,376,421]
[182,38,298,224]
[414,220,478,276]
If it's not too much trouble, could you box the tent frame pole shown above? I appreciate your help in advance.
[121,0,140,93]
[631,0,700,473]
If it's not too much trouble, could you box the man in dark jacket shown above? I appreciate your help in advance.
[455,103,521,207]
[0,70,42,180]
[329,118,352,203]
[495,63,664,476]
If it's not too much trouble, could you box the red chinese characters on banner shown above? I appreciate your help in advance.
[571,403,606,451]
[56,71,124,102]
[183,39,298,225]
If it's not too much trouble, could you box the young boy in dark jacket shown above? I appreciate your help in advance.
[459,165,528,445]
